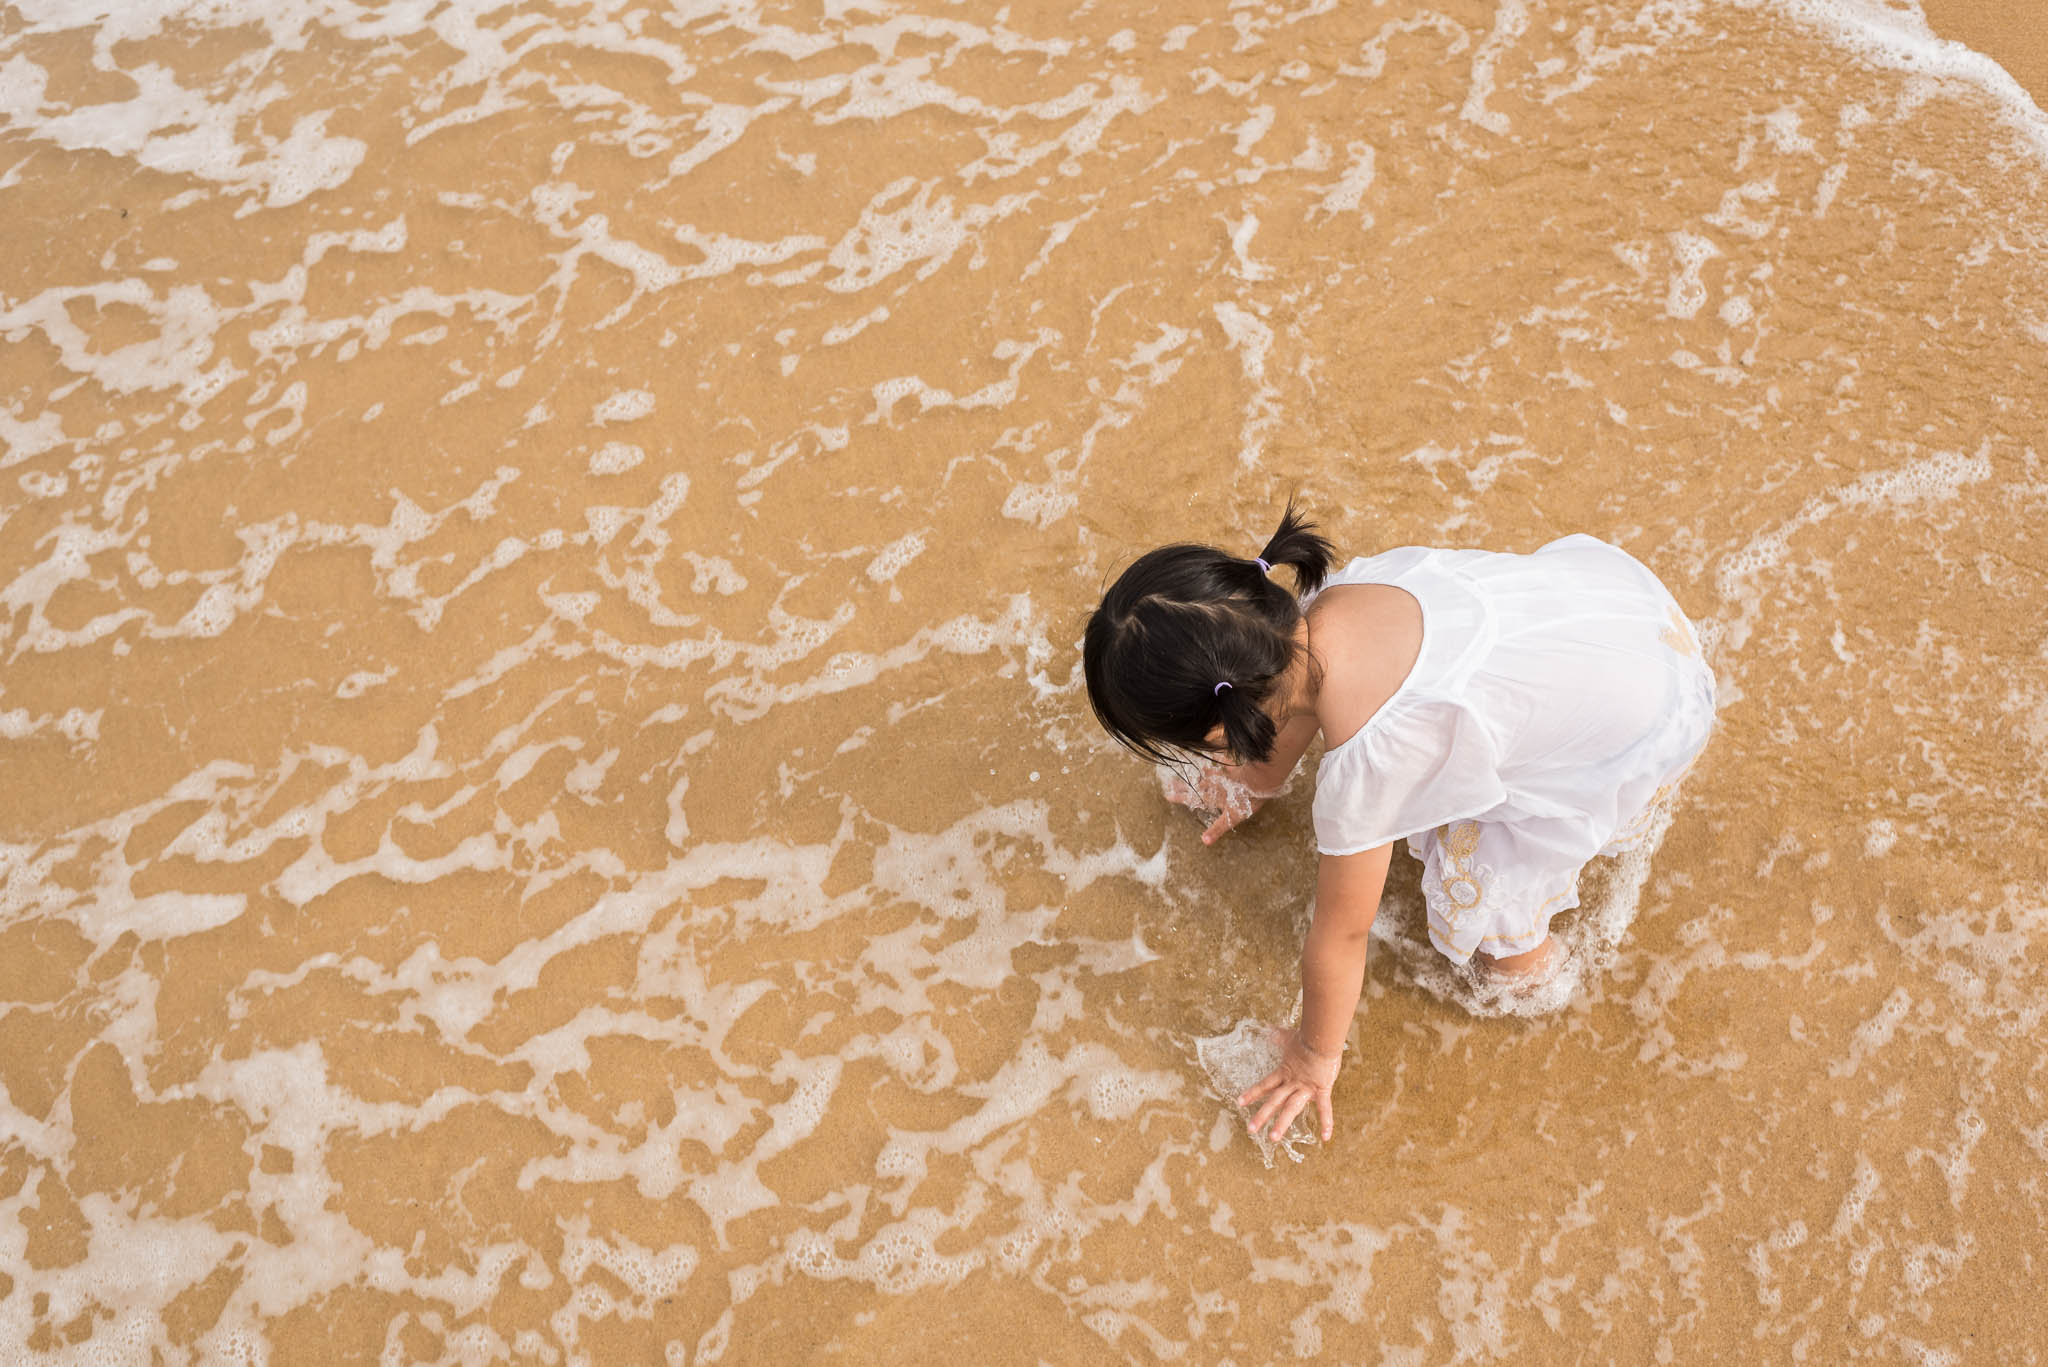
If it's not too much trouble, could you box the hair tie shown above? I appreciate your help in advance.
[1254,557,1271,573]
[1213,681,1232,696]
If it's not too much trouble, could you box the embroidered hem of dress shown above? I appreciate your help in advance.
[1415,755,1705,966]
[1415,827,1582,965]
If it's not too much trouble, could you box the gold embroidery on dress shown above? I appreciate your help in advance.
[1659,606,1700,658]
[1481,871,1582,948]
[1436,820,1486,926]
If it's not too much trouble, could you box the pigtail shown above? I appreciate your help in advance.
[1213,682,1278,772]
[1255,499,1335,595]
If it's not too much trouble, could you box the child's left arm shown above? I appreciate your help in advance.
[1239,842,1394,1143]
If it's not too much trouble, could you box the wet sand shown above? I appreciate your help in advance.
[2,1,2046,1363]
[1923,0,2048,105]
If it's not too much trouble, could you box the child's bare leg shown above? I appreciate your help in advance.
[1475,935,1557,978]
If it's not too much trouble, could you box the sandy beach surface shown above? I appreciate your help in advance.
[2,0,2044,1362]
[1923,0,2048,105]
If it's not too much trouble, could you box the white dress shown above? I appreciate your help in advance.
[1309,534,1717,965]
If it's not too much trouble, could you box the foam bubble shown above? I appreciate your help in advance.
[588,441,645,475]
[1312,141,1377,222]
[1211,301,1279,464]
[1211,301,1271,382]
[1665,231,1720,319]
[593,389,655,424]
[77,891,246,941]
[1830,987,1913,1077]
[1461,0,1530,134]
[1080,1064,1180,1122]
[1001,482,1076,528]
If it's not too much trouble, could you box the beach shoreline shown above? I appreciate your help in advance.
[1923,0,2048,106]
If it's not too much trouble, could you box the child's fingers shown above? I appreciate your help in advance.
[1266,1093,1306,1142]
[1316,1093,1334,1142]
[1251,1086,1306,1141]
[1251,1085,1302,1137]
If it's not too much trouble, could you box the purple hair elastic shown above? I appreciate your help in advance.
[1213,681,1232,696]
[1254,557,1271,573]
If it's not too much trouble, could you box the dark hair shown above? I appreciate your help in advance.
[1083,502,1336,766]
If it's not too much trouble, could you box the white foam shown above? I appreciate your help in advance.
[1706,178,1779,240]
[1461,0,1530,134]
[1814,160,1850,216]
[781,1212,984,1296]
[1751,0,2048,163]
[1764,106,1817,155]
[593,389,655,424]
[0,704,100,742]
[1830,986,1913,1076]
[1211,301,1278,466]
[588,441,645,475]
[1001,481,1077,528]
[0,37,365,209]
[674,224,826,281]
[1711,444,1993,654]
[1232,105,1275,159]
[1080,1062,1181,1123]
[0,279,238,404]
[1225,212,1272,282]
[864,530,927,585]
[820,177,1024,294]
[1312,141,1377,224]
[1664,231,1720,319]
[78,890,246,941]
[0,406,65,469]
[869,371,1020,423]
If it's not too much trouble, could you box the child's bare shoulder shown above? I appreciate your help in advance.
[1308,583,1425,748]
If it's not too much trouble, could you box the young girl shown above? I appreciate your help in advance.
[1082,505,1716,1146]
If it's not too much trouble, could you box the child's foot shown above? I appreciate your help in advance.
[1476,935,1558,979]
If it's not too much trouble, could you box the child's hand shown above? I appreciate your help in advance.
[1160,765,1266,844]
[1236,1026,1341,1143]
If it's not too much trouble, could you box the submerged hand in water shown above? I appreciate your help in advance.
[1160,763,1268,844]
[1237,1025,1342,1143]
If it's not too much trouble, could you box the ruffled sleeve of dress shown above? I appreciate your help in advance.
[1308,550,1508,856]
[1312,700,1507,854]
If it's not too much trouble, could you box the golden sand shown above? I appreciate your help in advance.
[1,1,2044,1362]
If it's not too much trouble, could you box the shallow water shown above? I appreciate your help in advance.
[2,0,2045,1362]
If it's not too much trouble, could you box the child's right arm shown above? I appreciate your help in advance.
[1185,709,1320,844]
[1240,841,1394,1142]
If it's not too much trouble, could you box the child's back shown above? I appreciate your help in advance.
[1307,533,1716,965]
